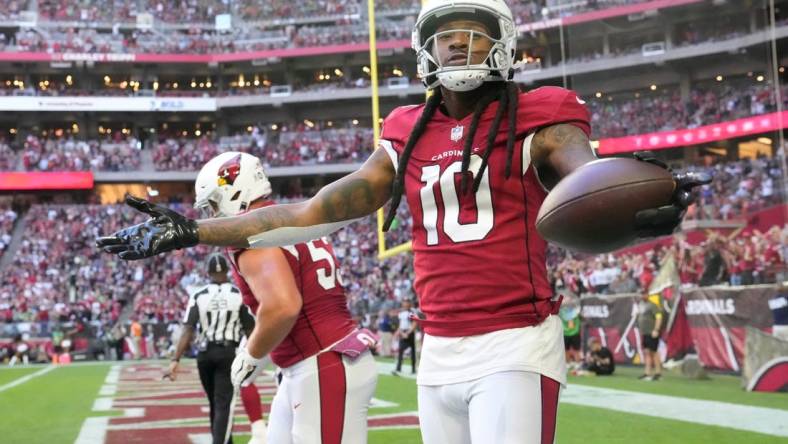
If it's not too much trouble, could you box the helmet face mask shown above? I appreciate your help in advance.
[421,28,506,92]
[194,151,272,218]
[413,0,518,92]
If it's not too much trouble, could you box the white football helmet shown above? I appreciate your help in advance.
[412,0,518,91]
[194,151,272,218]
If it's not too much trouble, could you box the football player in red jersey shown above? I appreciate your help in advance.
[194,152,379,444]
[98,1,709,441]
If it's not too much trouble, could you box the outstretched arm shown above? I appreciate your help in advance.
[528,123,710,238]
[530,123,597,190]
[199,148,395,247]
[97,148,395,258]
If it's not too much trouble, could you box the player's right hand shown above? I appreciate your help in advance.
[163,360,179,381]
[231,348,265,388]
[96,195,199,260]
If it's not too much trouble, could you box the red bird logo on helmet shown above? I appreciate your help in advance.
[217,154,242,186]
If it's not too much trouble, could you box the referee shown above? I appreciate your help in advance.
[165,253,255,444]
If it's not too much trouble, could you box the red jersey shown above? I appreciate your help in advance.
[228,237,356,368]
[380,86,591,337]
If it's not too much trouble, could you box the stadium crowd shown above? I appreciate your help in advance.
[0,78,783,172]
[19,0,656,25]
[18,134,141,172]
[589,81,788,138]
[0,1,773,55]
[0,201,16,257]
[152,123,373,171]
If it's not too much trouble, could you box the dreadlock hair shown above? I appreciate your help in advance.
[382,80,520,232]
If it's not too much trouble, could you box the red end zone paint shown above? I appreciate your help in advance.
[102,364,418,443]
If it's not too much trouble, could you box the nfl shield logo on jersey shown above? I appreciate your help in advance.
[451,125,464,142]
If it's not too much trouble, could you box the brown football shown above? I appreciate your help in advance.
[535,158,675,254]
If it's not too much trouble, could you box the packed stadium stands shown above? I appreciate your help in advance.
[0,77,783,172]
[9,0,661,26]
[19,134,141,172]
[152,123,373,171]
[0,202,16,257]
[589,81,788,138]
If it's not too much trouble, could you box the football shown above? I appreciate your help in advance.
[535,158,675,253]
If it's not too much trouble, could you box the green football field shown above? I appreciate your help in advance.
[0,360,785,443]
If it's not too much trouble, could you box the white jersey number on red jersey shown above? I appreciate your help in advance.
[304,238,340,290]
[419,154,493,246]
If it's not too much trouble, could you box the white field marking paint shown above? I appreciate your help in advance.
[105,366,120,384]
[188,434,213,444]
[99,384,117,396]
[370,397,399,408]
[0,365,56,393]
[92,398,113,411]
[562,384,788,437]
[74,365,124,444]
[74,417,110,444]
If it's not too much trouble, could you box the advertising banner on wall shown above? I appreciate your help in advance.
[581,286,778,371]
[0,96,216,112]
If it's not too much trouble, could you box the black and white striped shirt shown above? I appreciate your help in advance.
[183,283,255,344]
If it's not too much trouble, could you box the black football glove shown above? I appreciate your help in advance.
[633,151,712,238]
[96,195,199,260]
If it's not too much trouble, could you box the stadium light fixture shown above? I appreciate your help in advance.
[595,92,602,98]
[66,75,73,85]
[104,75,111,84]
[352,119,359,125]
[153,81,159,90]
[334,69,344,77]
[756,75,764,82]
[649,84,657,91]
[9,128,15,134]
[362,66,370,74]
[270,124,278,130]
[780,67,785,73]
[173,82,179,89]
[715,75,723,81]
[191,80,197,88]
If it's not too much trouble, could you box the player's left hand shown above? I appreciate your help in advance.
[231,348,265,388]
[632,151,711,238]
[96,195,199,260]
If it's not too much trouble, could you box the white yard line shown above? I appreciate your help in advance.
[0,365,56,393]
[74,365,123,444]
[562,384,788,437]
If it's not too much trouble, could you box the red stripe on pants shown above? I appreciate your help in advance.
[317,352,346,444]
[540,375,560,444]
[240,383,263,422]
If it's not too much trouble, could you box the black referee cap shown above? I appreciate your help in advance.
[206,253,229,274]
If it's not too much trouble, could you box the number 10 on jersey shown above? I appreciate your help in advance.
[419,154,494,246]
